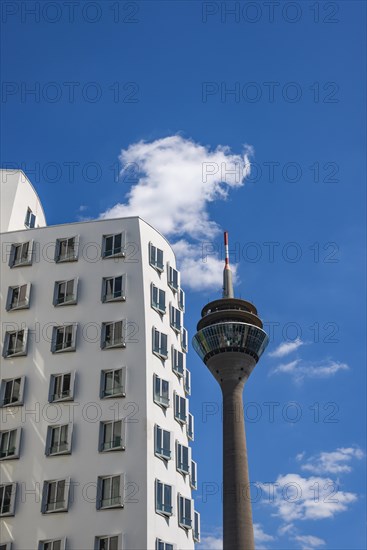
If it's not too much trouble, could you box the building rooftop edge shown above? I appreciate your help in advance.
[1,168,48,227]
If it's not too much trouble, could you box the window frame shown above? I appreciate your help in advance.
[55,236,79,263]
[193,510,201,542]
[155,479,173,517]
[190,460,197,490]
[176,441,190,476]
[102,232,126,259]
[46,423,73,457]
[0,427,22,461]
[0,542,13,550]
[9,240,34,268]
[169,304,182,333]
[3,328,29,358]
[25,208,36,229]
[155,540,175,550]
[178,494,193,530]
[149,243,164,272]
[6,283,31,311]
[151,283,166,314]
[38,539,66,550]
[152,327,168,359]
[0,482,17,517]
[102,274,127,303]
[41,477,70,514]
[184,368,191,396]
[172,347,184,378]
[0,376,25,407]
[97,474,124,510]
[100,367,126,399]
[187,412,194,441]
[174,392,187,425]
[154,425,171,461]
[51,324,77,353]
[99,420,126,452]
[53,278,78,307]
[167,265,179,292]
[101,320,126,350]
[94,534,122,550]
[48,372,75,403]
[153,374,170,409]
[181,327,188,353]
[178,288,185,312]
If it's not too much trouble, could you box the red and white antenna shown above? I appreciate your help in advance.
[223,231,234,298]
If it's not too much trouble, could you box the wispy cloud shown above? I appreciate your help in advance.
[99,135,253,291]
[272,359,349,382]
[298,447,364,475]
[293,534,326,550]
[268,338,304,358]
[198,535,223,549]
[198,524,274,550]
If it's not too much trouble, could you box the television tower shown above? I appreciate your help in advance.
[193,232,269,550]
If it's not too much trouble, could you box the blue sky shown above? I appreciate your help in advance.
[1,1,366,548]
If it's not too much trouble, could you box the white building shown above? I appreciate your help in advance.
[0,170,200,550]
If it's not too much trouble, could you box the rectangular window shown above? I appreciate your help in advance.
[154,425,171,461]
[51,325,77,353]
[167,265,179,291]
[101,368,126,399]
[101,321,126,349]
[193,511,201,542]
[0,377,25,407]
[9,240,33,267]
[149,243,164,271]
[152,328,168,359]
[3,329,28,358]
[174,393,187,425]
[172,348,184,377]
[25,208,36,228]
[181,327,188,353]
[95,535,121,550]
[6,283,31,311]
[187,413,194,441]
[102,275,126,302]
[151,284,166,314]
[46,424,72,456]
[156,540,174,550]
[0,483,16,516]
[42,478,70,513]
[184,368,191,396]
[0,428,21,460]
[170,305,182,333]
[38,540,66,550]
[55,236,78,262]
[155,479,172,517]
[178,494,192,529]
[153,375,169,408]
[0,543,12,550]
[190,460,197,490]
[99,420,125,452]
[49,372,75,402]
[178,288,185,312]
[176,442,190,475]
[102,232,125,258]
[97,474,124,509]
[53,279,78,306]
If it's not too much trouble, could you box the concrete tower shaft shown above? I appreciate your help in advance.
[192,232,269,550]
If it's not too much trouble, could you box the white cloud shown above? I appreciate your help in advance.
[260,473,357,521]
[254,523,275,545]
[300,447,364,475]
[197,524,273,550]
[268,338,304,358]
[198,535,223,549]
[293,534,326,549]
[272,359,349,382]
[99,135,253,291]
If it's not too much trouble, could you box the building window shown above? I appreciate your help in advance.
[99,420,125,452]
[170,305,182,333]
[42,478,70,513]
[38,539,66,550]
[0,428,21,460]
[152,328,168,359]
[172,348,184,377]
[178,288,185,312]
[193,511,201,542]
[181,327,188,353]
[153,375,169,408]
[9,240,33,267]
[0,543,12,550]
[178,495,192,529]
[184,368,191,395]
[149,243,164,272]
[187,413,194,441]
[101,321,126,349]
[0,483,16,516]
[190,460,197,490]
[176,442,190,475]
[53,279,78,306]
[151,284,166,314]
[51,325,77,353]
[167,265,179,292]
[0,377,25,407]
[95,535,121,550]
[25,208,36,228]
[102,232,126,258]
[174,393,187,425]
[46,424,72,456]
[97,474,124,509]
[3,329,28,358]
[6,283,31,311]
[55,236,79,262]
[155,480,172,517]
[154,425,171,461]
[49,372,75,402]
[102,275,126,302]
[155,540,174,550]
[100,368,126,399]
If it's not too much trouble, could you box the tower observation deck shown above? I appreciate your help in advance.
[193,231,269,550]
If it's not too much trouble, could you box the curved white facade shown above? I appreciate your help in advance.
[0,171,199,550]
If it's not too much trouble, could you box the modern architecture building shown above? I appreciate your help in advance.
[0,169,200,550]
[193,232,269,550]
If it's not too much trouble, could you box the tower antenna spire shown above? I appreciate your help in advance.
[223,231,234,299]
